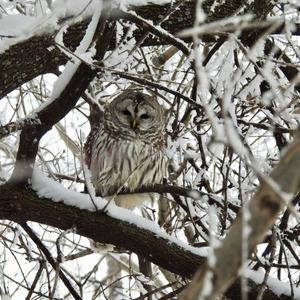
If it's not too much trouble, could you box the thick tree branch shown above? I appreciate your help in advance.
[0,183,205,278]
[0,0,278,99]
[0,182,295,300]
[0,1,196,99]
[9,7,115,184]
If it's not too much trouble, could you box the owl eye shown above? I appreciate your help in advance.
[122,109,131,116]
[140,114,150,119]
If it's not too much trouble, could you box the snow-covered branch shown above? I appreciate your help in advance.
[181,132,300,300]
[0,179,206,278]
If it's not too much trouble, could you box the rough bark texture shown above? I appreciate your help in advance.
[0,183,204,278]
[0,183,294,300]
[9,9,115,184]
[1,0,296,299]
[0,0,277,99]
[1,1,196,98]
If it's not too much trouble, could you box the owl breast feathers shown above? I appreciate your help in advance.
[84,90,168,197]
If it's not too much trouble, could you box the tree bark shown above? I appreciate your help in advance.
[0,182,295,300]
[0,1,296,299]
[0,183,204,278]
[0,0,277,99]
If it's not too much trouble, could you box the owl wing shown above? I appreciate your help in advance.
[84,124,101,169]
[84,103,105,168]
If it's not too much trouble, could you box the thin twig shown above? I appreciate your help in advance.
[20,222,83,300]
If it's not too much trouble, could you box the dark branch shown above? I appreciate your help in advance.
[0,183,205,278]
[0,0,281,99]
[9,9,115,184]
[0,182,293,300]
[21,223,83,300]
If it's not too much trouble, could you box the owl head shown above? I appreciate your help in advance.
[105,89,166,140]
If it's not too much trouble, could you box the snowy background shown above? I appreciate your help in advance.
[1,0,300,299]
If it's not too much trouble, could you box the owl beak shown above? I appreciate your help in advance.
[131,119,138,129]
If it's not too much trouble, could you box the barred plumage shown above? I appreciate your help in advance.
[84,90,167,206]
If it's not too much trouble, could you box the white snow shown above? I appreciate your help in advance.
[52,0,96,19]
[198,270,213,298]
[31,169,208,257]
[17,0,102,120]
[0,0,98,54]
[120,0,171,7]
[178,15,253,37]
[0,0,172,54]
[0,15,39,37]
[51,0,102,100]
[246,269,300,299]
[224,117,249,157]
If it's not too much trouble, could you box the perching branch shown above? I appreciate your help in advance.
[0,181,296,300]
[0,183,205,278]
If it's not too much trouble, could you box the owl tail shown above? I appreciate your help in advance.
[108,193,155,209]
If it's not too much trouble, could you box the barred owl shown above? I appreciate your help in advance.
[84,89,167,208]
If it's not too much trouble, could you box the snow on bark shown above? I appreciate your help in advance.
[31,169,208,257]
